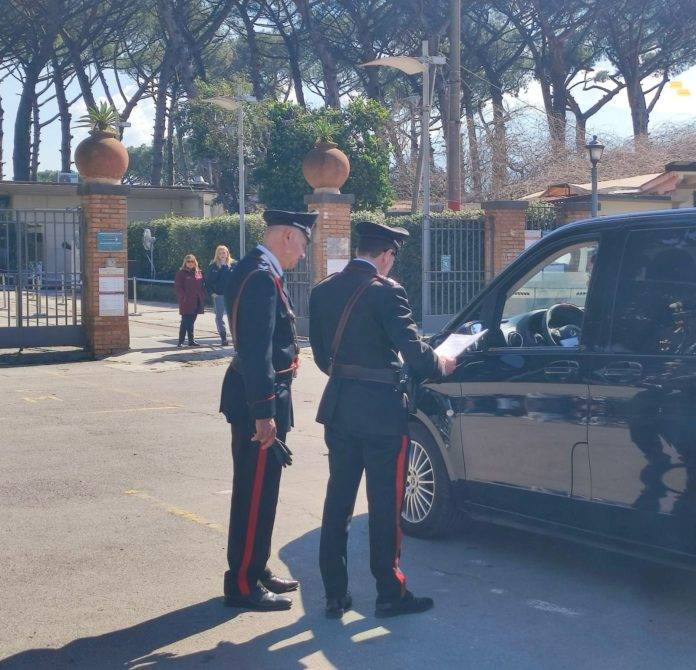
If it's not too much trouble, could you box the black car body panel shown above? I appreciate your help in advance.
[413,208,696,563]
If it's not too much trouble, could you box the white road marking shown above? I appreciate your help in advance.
[527,599,582,617]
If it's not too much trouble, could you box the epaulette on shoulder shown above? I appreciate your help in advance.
[374,274,401,289]
[315,272,339,287]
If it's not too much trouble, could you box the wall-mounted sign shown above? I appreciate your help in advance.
[97,231,124,252]
[326,237,350,256]
[98,266,125,316]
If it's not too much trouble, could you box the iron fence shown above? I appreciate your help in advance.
[423,216,486,332]
[0,209,85,348]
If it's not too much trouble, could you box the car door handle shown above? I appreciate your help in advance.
[598,361,643,381]
[544,360,580,378]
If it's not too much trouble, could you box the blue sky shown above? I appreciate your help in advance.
[1,64,694,177]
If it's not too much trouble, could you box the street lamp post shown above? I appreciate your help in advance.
[204,84,257,259]
[361,45,446,326]
[585,135,605,218]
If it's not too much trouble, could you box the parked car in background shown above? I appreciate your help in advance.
[403,208,696,566]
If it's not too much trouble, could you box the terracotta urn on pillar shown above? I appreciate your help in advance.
[302,141,350,193]
[74,103,129,184]
[75,130,129,184]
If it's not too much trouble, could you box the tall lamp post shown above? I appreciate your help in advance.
[361,43,446,325]
[204,84,257,260]
[585,135,605,218]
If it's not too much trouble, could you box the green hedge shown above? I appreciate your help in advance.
[127,210,485,319]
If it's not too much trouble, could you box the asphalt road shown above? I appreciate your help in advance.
[3,304,696,669]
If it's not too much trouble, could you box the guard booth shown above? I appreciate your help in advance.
[0,208,85,349]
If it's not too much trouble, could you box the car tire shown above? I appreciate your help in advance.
[400,421,460,538]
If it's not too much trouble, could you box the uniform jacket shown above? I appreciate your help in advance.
[219,247,298,434]
[203,261,234,296]
[174,268,205,315]
[309,259,441,436]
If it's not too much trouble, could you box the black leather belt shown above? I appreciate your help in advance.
[230,357,295,383]
[330,363,400,385]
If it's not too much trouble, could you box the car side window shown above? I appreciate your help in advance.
[610,227,696,356]
[495,241,598,348]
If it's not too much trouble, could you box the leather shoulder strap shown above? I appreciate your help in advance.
[329,276,376,368]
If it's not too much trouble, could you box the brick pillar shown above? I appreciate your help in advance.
[78,183,130,357]
[304,192,355,284]
[482,200,528,280]
[561,200,599,223]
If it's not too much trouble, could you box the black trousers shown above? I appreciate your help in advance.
[319,425,409,603]
[179,313,198,344]
[224,422,285,598]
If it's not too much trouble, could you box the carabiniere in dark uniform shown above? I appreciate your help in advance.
[309,220,446,619]
[220,209,317,611]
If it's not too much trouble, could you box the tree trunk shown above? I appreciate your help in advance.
[165,98,175,186]
[151,52,173,186]
[294,0,340,107]
[65,40,97,109]
[286,40,306,107]
[547,40,567,148]
[53,59,72,173]
[157,0,198,98]
[241,11,264,100]
[489,85,507,197]
[30,96,40,181]
[463,85,482,200]
[626,77,650,138]
[13,61,44,181]
[0,91,4,181]
[574,113,586,152]
[175,112,189,182]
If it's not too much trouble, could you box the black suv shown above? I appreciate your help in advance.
[403,208,696,565]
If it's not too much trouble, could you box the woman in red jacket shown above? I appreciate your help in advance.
[174,254,206,346]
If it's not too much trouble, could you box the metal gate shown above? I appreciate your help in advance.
[423,216,486,333]
[285,245,312,337]
[0,209,85,349]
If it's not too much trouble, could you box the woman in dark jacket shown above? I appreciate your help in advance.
[203,245,235,346]
[174,254,206,346]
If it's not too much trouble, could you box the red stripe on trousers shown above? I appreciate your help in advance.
[393,435,409,596]
[237,447,268,596]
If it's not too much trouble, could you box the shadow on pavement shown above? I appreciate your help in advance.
[7,516,696,669]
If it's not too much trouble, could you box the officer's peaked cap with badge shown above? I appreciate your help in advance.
[355,220,409,251]
[263,209,318,240]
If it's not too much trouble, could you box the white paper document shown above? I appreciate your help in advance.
[99,293,125,316]
[434,330,488,358]
[99,277,124,292]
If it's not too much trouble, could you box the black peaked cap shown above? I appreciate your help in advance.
[263,209,318,239]
[355,220,409,250]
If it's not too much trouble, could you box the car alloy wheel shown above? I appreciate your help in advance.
[402,439,435,523]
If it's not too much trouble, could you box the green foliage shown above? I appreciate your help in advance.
[76,101,120,133]
[525,201,556,230]
[127,214,266,280]
[253,98,394,212]
[178,80,269,211]
[123,144,153,185]
[128,208,484,322]
[37,170,59,183]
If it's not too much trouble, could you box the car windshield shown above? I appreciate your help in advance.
[502,242,597,320]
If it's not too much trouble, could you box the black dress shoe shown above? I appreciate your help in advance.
[261,575,299,594]
[375,591,433,618]
[224,586,292,611]
[325,593,352,619]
